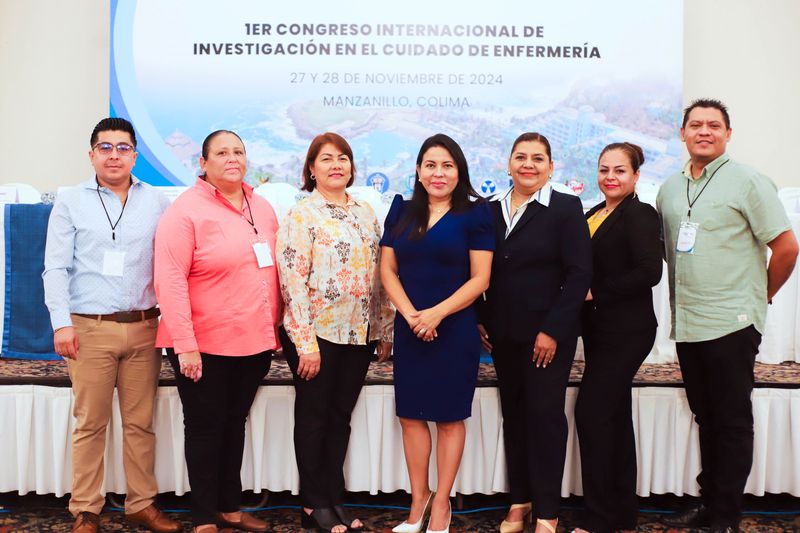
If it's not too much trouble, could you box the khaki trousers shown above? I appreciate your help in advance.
[66,314,161,516]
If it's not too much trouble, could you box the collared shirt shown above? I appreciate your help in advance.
[656,153,790,342]
[276,189,394,355]
[43,177,171,330]
[154,177,281,356]
[498,182,552,238]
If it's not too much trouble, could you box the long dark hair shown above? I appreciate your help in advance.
[396,133,481,239]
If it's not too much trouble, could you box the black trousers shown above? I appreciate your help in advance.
[280,328,373,509]
[166,349,271,527]
[676,325,761,527]
[574,327,655,533]
[491,336,577,520]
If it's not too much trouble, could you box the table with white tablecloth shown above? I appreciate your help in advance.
[2,383,799,498]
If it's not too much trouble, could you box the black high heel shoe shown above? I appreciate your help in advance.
[301,508,347,532]
[334,505,363,530]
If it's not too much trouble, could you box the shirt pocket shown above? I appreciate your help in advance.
[701,201,739,232]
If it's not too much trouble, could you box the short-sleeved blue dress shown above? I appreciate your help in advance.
[380,194,495,422]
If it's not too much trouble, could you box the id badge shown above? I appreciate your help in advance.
[676,221,699,254]
[252,242,274,268]
[102,251,126,277]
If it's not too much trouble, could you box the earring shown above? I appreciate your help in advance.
[310,174,316,181]
[507,170,511,176]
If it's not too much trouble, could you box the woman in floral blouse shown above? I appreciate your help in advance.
[276,132,394,533]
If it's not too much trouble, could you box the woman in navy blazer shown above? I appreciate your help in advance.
[477,132,592,533]
[573,143,662,533]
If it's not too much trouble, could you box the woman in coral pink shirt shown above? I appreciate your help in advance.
[154,130,280,533]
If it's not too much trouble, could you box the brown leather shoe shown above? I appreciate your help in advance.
[126,504,182,533]
[73,511,100,533]
[217,511,268,532]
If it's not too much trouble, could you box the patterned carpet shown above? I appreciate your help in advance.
[1,356,799,388]
[1,493,799,532]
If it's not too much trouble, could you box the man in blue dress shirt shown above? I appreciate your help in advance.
[43,118,179,533]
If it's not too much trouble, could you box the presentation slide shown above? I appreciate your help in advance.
[111,0,683,206]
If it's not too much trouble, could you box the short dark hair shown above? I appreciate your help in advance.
[682,99,731,129]
[509,132,552,161]
[598,142,645,172]
[201,130,245,160]
[301,132,356,192]
[90,117,137,147]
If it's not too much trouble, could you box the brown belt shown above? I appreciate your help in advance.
[74,307,160,323]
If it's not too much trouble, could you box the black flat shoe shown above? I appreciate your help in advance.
[301,508,348,532]
[333,505,363,530]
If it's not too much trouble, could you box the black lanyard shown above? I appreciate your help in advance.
[243,192,258,235]
[685,160,728,218]
[96,180,128,241]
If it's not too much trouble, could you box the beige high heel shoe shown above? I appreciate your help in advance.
[535,517,558,533]
[499,502,532,533]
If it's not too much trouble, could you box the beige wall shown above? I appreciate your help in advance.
[684,0,800,187]
[0,0,108,190]
[1,0,798,191]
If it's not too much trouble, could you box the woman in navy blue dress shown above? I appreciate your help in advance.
[380,133,495,533]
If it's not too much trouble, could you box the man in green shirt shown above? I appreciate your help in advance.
[657,99,798,533]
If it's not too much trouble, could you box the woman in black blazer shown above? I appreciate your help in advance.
[477,132,592,533]
[573,143,663,533]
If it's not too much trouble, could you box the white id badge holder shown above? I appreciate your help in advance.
[676,221,699,254]
[102,251,126,277]
[252,241,274,268]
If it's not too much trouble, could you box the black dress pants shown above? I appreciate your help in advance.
[167,349,271,527]
[491,336,577,520]
[574,327,655,533]
[280,328,373,509]
[676,325,761,527]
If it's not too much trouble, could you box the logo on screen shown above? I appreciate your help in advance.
[367,173,389,193]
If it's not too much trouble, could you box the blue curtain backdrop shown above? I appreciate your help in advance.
[2,203,59,360]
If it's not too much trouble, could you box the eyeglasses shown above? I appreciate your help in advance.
[92,142,135,156]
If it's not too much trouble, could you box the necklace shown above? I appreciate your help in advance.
[600,202,620,216]
[510,190,534,212]
[429,203,450,215]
